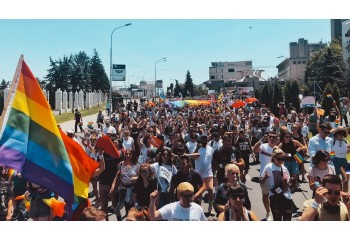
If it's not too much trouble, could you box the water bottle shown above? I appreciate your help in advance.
[314,181,320,189]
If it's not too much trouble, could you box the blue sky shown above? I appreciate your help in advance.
[0,19,331,90]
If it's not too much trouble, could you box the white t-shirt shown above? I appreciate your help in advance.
[159,202,207,221]
[261,162,292,199]
[103,126,117,134]
[308,166,335,182]
[259,143,274,176]
[208,139,223,151]
[195,146,214,178]
[332,139,348,158]
[122,136,134,150]
[151,162,177,193]
[186,141,198,154]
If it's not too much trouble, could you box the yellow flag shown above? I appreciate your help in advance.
[218,93,224,103]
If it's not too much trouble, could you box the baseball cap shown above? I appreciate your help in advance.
[177,182,194,194]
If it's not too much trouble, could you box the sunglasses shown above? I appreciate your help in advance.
[269,135,277,139]
[125,153,132,156]
[321,158,330,162]
[141,170,149,174]
[162,154,169,157]
[181,193,194,198]
[327,189,341,196]
[230,194,245,200]
[285,136,291,139]
[276,157,285,162]
[323,130,331,135]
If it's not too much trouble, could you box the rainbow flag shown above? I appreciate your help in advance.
[59,129,99,199]
[334,118,340,127]
[326,94,332,98]
[293,152,303,165]
[330,151,335,159]
[218,92,224,103]
[0,57,74,203]
[43,197,66,217]
[159,91,166,102]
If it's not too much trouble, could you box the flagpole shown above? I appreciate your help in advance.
[0,55,24,136]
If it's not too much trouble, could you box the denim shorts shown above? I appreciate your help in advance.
[284,160,299,175]
[332,157,348,175]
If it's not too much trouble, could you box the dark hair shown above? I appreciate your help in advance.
[312,150,330,165]
[158,149,173,166]
[226,185,245,198]
[322,174,342,187]
[138,163,154,179]
[127,206,150,221]
[320,123,332,131]
[279,130,291,142]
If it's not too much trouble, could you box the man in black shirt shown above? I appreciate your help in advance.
[74,108,83,133]
[169,155,203,204]
[212,134,245,186]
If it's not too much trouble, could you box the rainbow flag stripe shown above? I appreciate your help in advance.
[0,59,74,202]
[330,151,335,158]
[293,152,303,165]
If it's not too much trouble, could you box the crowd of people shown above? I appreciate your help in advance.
[2,95,350,221]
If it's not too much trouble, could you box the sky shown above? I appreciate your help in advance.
[0,19,331,90]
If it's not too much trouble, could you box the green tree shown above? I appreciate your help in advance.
[271,82,284,116]
[332,83,341,110]
[260,83,272,108]
[71,51,90,91]
[0,79,7,90]
[290,80,301,112]
[173,80,182,98]
[89,49,109,92]
[284,80,292,108]
[321,83,334,116]
[183,71,194,97]
[304,40,345,93]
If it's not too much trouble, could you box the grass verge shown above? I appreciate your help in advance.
[54,105,104,124]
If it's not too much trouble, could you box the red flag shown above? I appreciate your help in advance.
[151,136,164,149]
[96,135,120,158]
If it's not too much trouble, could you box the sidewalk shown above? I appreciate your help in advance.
[58,110,108,133]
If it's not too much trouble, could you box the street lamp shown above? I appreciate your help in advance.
[155,57,166,98]
[110,23,132,119]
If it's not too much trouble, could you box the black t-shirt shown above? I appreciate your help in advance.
[99,155,119,185]
[212,147,243,184]
[74,112,81,122]
[170,169,203,200]
[133,177,158,207]
[215,183,251,210]
[235,137,252,155]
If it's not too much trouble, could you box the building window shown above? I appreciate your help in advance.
[228,69,235,72]
[222,75,223,79]
[293,61,296,64]
[210,76,215,79]
[298,61,301,64]
[302,61,306,64]
[221,69,223,73]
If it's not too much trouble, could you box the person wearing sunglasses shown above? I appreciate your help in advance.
[149,182,207,221]
[300,174,350,221]
[308,150,336,198]
[133,163,157,209]
[260,147,293,221]
[330,127,350,193]
[308,123,333,169]
[217,185,258,221]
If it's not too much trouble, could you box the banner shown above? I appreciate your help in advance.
[112,64,126,81]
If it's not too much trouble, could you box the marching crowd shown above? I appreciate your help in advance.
[2,96,350,221]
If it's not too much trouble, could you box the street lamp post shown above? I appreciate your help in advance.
[154,57,166,98]
[110,23,132,119]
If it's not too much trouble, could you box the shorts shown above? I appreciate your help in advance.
[284,160,299,175]
[260,180,269,195]
[332,157,348,175]
[241,153,250,170]
[29,199,51,218]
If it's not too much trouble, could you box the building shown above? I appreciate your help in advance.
[276,38,327,83]
[342,20,350,65]
[331,19,343,41]
[205,61,253,89]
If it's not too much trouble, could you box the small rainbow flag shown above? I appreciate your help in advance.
[327,94,332,98]
[330,151,335,159]
[335,118,340,127]
[293,152,303,165]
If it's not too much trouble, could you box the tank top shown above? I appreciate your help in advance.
[224,208,252,221]
[281,141,296,161]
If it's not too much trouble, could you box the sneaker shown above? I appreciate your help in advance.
[266,212,273,221]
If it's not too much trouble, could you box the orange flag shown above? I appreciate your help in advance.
[59,129,99,199]
[151,135,164,149]
[96,135,120,158]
